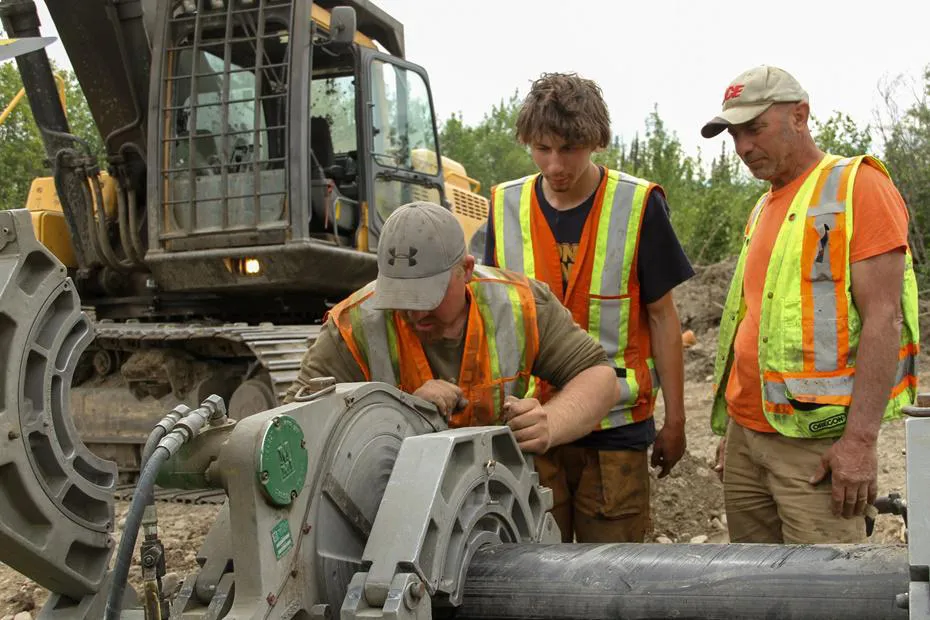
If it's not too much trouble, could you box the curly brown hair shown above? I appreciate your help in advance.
[515,72,611,149]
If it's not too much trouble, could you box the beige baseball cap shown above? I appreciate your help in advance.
[368,201,467,311]
[701,66,809,138]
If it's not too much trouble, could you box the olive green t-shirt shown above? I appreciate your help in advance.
[284,279,608,401]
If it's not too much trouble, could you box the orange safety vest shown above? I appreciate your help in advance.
[330,266,540,427]
[491,167,659,428]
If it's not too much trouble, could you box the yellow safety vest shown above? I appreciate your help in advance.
[492,168,659,428]
[712,155,920,438]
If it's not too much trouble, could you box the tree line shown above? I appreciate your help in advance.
[1,60,928,289]
[440,73,930,291]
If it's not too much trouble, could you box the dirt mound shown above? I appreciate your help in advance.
[683,327,719,383]
[677,260,734,382]
[676,258,736,334]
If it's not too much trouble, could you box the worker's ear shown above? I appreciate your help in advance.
[462,255,476,283]
[792,101,811,131]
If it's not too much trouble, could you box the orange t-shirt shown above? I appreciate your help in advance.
[726,160,911,432]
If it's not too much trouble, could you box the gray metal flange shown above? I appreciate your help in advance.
[169,381,448,619]
[0,210,117,599]
[342,426,560,619]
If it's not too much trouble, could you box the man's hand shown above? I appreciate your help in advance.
[713,437,726,482]
[809,437,878,518]
[502,395,553,454]
[413,380,463,419]
[651,421,686,478]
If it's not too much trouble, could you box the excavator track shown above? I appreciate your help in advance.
[93,321,321,402]
[113,485,227,505]
[73,321,323,480]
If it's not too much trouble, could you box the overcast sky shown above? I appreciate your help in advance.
[32,0,930,158]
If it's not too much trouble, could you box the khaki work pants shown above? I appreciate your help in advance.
[723,422,866,544]
[534,445,650,543]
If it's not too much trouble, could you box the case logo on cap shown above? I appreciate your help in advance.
[388,246,418,267]
[723,84,745,103]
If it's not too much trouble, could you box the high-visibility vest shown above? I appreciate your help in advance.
[330,266,540,428]
[491,167,659,428]
[711,155,920,438]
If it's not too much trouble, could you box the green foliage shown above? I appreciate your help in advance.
[439,100,767,265]
[812,112,873,157]
[439,92,535,196]
[596,108,763,265]
[0,63,47,210]
[0,62,103,210]
[878,67,930,290]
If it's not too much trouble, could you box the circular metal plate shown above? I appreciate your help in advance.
[257,414,308,506]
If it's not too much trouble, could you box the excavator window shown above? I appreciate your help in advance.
[369,59,441,221]
[161,3,292,242]
[311,75,357,155]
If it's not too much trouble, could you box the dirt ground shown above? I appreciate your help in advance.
[0,261,925,617]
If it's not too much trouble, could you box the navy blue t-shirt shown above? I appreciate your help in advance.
[484,170,694,451]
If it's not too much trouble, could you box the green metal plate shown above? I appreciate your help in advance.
[257,415,308,506]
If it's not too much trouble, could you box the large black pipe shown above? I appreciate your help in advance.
[457,543,908,620]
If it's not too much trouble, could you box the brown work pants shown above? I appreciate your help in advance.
[534,445,650,543]
[723,422,866,544]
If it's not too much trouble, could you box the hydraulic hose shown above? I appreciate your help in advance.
[140,405,189,468]
[106,400,220,619]
[104,446,170,620]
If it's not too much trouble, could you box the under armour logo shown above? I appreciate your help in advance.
[388,246,418,267]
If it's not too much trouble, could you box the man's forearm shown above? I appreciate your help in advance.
[843,312,902,444]
[649,304,687,427]
[543,364,619,446]
[647,294,686,426]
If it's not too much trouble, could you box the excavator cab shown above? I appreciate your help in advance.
[1,0,487,474]
[146,0,448,297]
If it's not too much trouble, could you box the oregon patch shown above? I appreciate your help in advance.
[809,413,847,434]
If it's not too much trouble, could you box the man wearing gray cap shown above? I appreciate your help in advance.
[285,201,620,455]
[702,65,919,543]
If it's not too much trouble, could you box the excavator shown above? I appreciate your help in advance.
[0,0,489,477]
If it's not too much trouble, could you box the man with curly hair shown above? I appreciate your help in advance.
[484,72,694,543]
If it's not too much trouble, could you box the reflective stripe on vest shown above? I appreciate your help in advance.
[763,347,918,410]
[711,154,920,438]
[493,170,655,426]
[343,282,401,384]
[469,266,536,404]
[332,266,538,425]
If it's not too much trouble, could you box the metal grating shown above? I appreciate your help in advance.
[160,0,293,247]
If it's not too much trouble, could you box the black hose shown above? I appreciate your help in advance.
[105,446,171,620]
[140,427,167,470]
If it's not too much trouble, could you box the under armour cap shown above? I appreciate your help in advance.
[701,65,809,138]
[368,201,467,311]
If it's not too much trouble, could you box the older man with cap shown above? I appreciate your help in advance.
[285,201,620,454]
[702,65,920,544]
